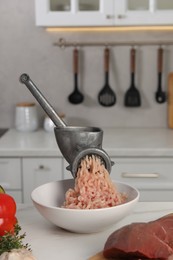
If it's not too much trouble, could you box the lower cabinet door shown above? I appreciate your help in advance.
[110,157,173,202]
[22,157,63,203]
[140,190,173,202]
[0,158,22,203]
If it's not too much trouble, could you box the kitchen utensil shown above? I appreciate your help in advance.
[68,48,84,104]
[15,102,39,132]
[168,73,173,128]
[124,47,141,107]
[31,179,139,233]
[155,47,166,104]
[98,47,116,107]
[19,73,113,177]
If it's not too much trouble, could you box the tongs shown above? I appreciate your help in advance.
[19,74,114,178]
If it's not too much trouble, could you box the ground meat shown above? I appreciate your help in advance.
[62,155,126,209]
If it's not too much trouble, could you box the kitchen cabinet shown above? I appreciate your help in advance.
[114,0,173,26]
[111,157,173,202]
[35,0,173,26]
[0,157,63,203]
[1,128,173,204]
[0,158,22,203]
[1,154,172,203]
[22,157,63,203]
[35,0,114,26]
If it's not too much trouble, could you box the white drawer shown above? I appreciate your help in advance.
[111,158,173,189]
[110,157,173,201]
[140,190,173,202]
[22,157,63,203]
[0,158,22,189]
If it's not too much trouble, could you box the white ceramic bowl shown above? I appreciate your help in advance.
[31,179,139,233]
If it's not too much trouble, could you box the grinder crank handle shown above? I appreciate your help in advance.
[19,73,67,128]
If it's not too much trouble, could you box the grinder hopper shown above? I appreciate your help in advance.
[19,74,113,178]
[54,126,113,176]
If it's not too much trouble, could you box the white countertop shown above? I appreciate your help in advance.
[1,127,173,157]
[0,129,58,157]
[17,202,173,260]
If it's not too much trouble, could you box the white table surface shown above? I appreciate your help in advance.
[16,202,173,260]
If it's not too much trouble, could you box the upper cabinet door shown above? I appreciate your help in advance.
[35,0,114,26]
[35,0,173,27]
[114,0,173,26]
[151,0,173,25]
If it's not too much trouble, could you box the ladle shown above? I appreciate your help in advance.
[68,48,84,104]
[19,74,114,178]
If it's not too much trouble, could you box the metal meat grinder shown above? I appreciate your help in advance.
[19,74,114,178]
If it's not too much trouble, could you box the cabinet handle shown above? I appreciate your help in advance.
[117,14,126,19]
[121,172,160,178]
[35,165,50,172]
[106,15,115,19]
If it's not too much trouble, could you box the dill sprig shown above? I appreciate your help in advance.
[0,223,31,255]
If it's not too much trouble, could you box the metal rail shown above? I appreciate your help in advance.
[54,38,173,48]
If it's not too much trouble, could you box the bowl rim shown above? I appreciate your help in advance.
[31,180,140,213]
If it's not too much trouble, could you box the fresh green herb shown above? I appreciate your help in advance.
[0,223,31,255]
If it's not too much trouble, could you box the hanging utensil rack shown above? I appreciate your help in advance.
[54,38,173,48]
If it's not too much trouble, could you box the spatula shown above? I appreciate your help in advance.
[98,47,116,107]
[124,47,141,107]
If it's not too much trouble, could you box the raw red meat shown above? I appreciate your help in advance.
[103,213,173,259]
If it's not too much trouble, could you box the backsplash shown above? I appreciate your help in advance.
[0,0,173,129]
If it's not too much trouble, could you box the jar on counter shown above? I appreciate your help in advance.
[15,103,39,132]
[43,113,66,132]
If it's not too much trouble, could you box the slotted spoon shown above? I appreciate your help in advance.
[98,47,116,107]
[124,47,141,107]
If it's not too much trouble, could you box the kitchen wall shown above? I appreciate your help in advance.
[1,0,173,129]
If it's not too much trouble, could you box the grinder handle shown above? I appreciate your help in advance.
[20,73,67,128]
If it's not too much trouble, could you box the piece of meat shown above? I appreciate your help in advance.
[103,213,173,260]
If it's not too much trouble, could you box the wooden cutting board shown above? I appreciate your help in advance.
[168,73,173,128]
[88,253,147,260]
[88,252,106,260]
